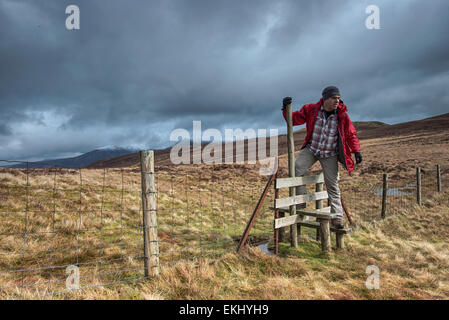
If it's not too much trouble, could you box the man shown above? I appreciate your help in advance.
[281,86,362,229]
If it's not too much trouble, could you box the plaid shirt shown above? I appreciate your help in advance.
[307,106,338,158]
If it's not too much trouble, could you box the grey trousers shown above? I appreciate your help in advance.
[295,147,343,218]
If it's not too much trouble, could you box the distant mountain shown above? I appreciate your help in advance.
[4,146,139,169]
[86,113,449,169]
[87,120,392,169]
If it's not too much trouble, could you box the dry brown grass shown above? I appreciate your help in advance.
[1,129,448,299]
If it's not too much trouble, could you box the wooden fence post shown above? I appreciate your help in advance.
[416,167,421,206]
[381,173,388,219]
[285,102,297,248]
[140,150,159,277]
[315,182,323,240]
[437,164,442,193]
[319,219,331,252]
[274,170,279,255]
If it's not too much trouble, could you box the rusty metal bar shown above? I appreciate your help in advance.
[236,161,278,253]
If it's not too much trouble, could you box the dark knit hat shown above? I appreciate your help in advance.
[322,86,341,101]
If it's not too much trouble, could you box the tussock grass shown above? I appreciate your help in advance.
[1,183,448,299]
[1,130,449,299]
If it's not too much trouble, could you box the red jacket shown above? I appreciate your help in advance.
[282,98,361,173]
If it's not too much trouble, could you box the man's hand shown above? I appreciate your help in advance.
[282,96,292,109]
[355,152,363,164]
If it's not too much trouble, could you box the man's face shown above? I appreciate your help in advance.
[323,95,340,112]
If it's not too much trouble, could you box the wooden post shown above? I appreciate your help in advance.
[285,102,297,248]
[336,233,344,249]
[437,164,441,193]
[274,170,279,256]
[381,173,388,219]
[319,219,331,252]
[140,150,159,277]
[278,212,285,242]
[315,182,323,241]
[416,167,421,206]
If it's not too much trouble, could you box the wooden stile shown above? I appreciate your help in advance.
[271,170,351,252]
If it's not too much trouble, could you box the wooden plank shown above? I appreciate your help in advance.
[140,150,159,277]
[275,172,340,189]
[317,206,331,213]
[275,191,328,208]
[274,211,337,229]
[269,206,331,213]
[296,209,336,219]
[275,214,302,229]
[276,173,324,189]
[296,221,353,234]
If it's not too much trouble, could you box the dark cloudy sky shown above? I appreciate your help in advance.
[1,0,449,160]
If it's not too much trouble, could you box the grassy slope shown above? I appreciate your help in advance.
[1,128,449,300]
[33,189,447,300]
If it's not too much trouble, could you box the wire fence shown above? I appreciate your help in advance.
[0,160,145,298]
[0,158,447,298]
[340,163,448,225]
[154,163,275,265]
[0,159,276,298]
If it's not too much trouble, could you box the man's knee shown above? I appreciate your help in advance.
[326,184,341,198]
[295,161,309,177]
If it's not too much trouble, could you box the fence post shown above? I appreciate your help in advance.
[437,164,441,193]
[285,102,297,248]
[274,169,279,255]
[416,167,421,206]
[140,150,159,277]
[381,173,388,219]
[315,182,323,240]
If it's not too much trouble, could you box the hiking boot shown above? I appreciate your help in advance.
[331,217,344,229]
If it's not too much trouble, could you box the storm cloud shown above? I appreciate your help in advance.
[1,0,448,160]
